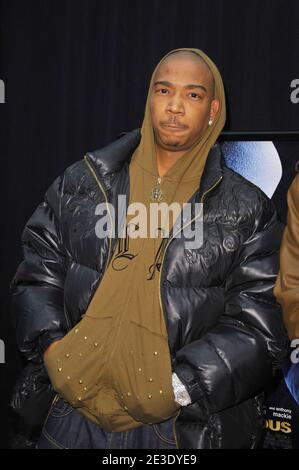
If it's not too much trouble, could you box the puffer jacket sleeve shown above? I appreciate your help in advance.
[174,195,288,414]
[10,173,70,363]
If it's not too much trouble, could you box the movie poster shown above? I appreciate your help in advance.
[222,138,299,449]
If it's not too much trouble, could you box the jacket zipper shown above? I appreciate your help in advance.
[44,393,60,428]
[84,155,113,272]
[172,407,182,448]
[159,175,223,449]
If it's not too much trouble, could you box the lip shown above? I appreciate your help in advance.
[161,124,187,130]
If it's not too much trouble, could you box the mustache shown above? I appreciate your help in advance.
[161,118,187,128]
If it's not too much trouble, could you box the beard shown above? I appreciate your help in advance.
[166,139,181,148]
[154,129,186,150]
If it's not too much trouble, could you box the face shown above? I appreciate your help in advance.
[150,52,220,152]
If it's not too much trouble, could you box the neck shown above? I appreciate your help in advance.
[155,144,186,177]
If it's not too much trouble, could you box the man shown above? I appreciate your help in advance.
[11,47,287,449]
[275,173,299,341]
[274,173,299,405]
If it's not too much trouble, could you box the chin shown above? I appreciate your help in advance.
[159,136,185,149]
[165,140,182,148]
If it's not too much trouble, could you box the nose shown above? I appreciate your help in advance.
[166,93,184,114]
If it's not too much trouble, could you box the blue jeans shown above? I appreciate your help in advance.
[37,396,178,449]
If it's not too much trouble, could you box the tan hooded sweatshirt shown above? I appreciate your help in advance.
[44,47,226,432]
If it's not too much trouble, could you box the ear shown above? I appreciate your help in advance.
[210,99,220,121]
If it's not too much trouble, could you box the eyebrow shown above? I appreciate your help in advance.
[153,80,207,93]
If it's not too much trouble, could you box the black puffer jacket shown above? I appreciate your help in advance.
[11,129,287,449]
